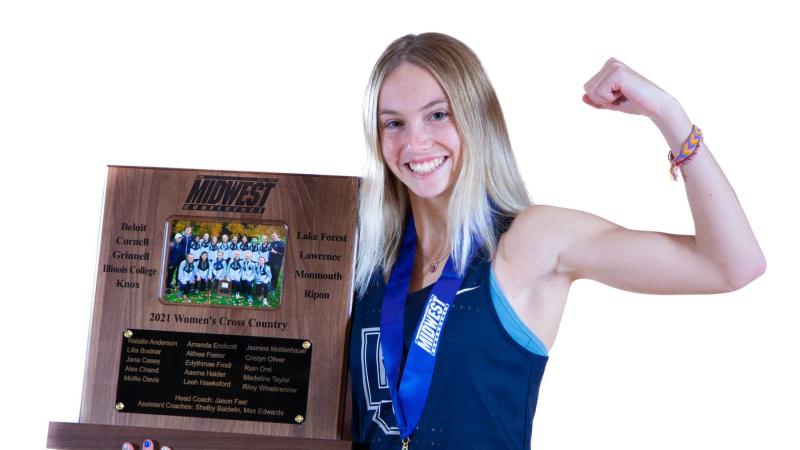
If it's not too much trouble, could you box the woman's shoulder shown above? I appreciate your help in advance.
[504,204,572,239]
[510,203,571,222]
[510,203,598,233]
[498,204,576,274]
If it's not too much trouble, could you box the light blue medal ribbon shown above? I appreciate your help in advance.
[379,214,474,443]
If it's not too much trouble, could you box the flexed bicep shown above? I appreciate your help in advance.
[552,206,734,294]
[510,205,737,295]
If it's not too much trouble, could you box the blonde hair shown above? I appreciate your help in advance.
[355,32,532,296]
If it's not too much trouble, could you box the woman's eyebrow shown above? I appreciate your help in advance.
[379,98,448,116]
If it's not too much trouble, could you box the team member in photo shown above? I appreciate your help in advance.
[227,251,243,299]
[180,226,193,258]
[165,233,183,293]
[249,236,260,255]
[220,234,231,261]
[211,250,228,292]
[189,235,203,260]
[176,253,197,300]
[240,251,257,304]
[200,232,210,250]
[238,236,249,254]
[267,232,285,291]
[229,235,239,261]
[254,256,272,305]
[194,251,211,292]
[258,236,270,264]
[207,236,221,261]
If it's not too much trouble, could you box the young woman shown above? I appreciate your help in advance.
[194,251,211,292]
[249,236,260,254]
[189,235,203,261]
[254,255,272,305]
[176,253,197,300]
[240,251,257,305]
[346,33,765,450]
[229,235,239,261]
[258,235,270,264]
[210,250,228,292]
[227,250,243,299]
[238,235,249,254]
[220,234,231,261]
[207,236,221,262]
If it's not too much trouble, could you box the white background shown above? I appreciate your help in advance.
[1,1,797,449]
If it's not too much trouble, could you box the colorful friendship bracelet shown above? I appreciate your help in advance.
[668,124,703,181]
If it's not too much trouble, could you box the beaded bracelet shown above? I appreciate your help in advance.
[668,124,703,181]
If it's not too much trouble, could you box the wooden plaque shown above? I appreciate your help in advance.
[49,166,358,448]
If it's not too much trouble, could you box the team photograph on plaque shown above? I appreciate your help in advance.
[162,218,288,309]
[47,166,358,449]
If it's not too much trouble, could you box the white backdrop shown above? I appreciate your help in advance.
[1,1,796,449]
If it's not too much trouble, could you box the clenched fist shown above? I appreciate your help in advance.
[582,57,678,120]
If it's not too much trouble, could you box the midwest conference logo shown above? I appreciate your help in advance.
[183,175,278,213]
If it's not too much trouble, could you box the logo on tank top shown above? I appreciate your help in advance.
[414,294,450,356]
[360,327,399,435]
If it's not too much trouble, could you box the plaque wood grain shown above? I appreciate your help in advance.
[77,166,359,441]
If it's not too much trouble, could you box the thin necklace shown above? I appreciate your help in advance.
[416,241,451,273]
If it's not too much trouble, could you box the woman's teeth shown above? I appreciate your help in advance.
[408,157,445,174]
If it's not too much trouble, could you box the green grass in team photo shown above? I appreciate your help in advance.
[164,272,284,309]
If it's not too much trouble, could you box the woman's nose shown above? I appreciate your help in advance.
[405,123,433,151]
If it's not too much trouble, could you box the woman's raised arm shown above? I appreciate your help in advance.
[509,58,765,294]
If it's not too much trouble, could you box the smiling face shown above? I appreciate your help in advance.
[378,62,462,202]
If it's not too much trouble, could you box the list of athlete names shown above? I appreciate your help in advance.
[116,329,312,424]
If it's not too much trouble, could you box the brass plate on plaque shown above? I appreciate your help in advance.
[116,329,312,424]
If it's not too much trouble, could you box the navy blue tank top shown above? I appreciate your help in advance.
[349,249,549,449]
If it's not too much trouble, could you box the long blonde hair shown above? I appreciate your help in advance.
[355,32,532,296]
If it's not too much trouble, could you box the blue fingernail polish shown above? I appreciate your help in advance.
[144,440,152,448]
